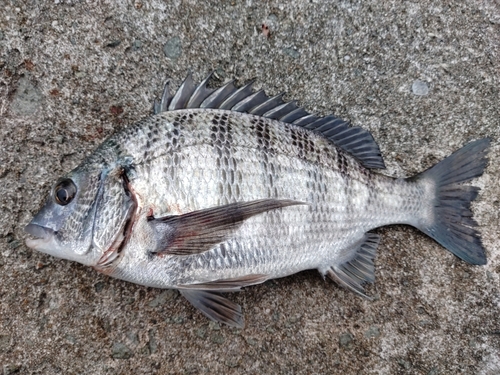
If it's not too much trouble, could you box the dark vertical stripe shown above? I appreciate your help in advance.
[210,112,237,203]
[250,118,275,198]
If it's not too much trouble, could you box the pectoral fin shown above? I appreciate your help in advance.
[149,199,304,256]
[179,289,244,328]
[178,274,269,292]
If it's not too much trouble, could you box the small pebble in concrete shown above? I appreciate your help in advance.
[208,321,221,331]
[147,329,157,354]
[112,342,132,359]
[245,337,257,346]
[0,334,11,352]
[132,40,142,51]
[226,359,239,368]
[127,331,139,346]
[283,47,300,59]
[262,13,279,38]
[398,358,412,369]
[169,316,185,324]
[11,77,43,116]
[163,37,182,59]
[94,282,105,293]
[211,333,225,344]
[8,240,21,250]
[364,326,380,339]
[412,80,429,96]
[196,327,207,339]
[339,332,354,348]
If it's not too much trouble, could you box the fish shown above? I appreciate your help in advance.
[25,73,490,328]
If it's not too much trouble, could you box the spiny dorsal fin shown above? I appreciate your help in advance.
[153,73,385,169]
[326,233,379,298]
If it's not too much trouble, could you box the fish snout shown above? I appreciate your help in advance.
[24,223,56,249]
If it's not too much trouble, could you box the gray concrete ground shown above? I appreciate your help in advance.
[1,1,499,374]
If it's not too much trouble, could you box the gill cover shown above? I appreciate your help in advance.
[92,166,137,269]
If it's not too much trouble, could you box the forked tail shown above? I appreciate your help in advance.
[410,138,490,265]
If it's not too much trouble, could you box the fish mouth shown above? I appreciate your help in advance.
[25,224,56,248]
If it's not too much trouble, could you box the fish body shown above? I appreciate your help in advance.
[105,108,416,286]
[25,74,489,327]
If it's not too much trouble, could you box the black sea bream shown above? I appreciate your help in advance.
[25,74,490,327]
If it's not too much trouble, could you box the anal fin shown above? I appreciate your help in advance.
[325,233,379,298]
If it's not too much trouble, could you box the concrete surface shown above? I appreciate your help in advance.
[1,1,499,374]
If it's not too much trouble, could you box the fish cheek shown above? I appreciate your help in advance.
[55,171,103,256]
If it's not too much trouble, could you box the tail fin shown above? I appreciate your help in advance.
[410,138,490,265]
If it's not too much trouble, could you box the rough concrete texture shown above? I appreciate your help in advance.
[0,1,499,374]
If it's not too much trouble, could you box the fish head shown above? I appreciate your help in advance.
[25,165,103,265]
[25,161,136,267]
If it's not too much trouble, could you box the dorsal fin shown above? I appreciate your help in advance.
[153,73,385,169]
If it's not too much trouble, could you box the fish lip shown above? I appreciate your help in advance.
[24,224,56,248]
[25,223,56,240]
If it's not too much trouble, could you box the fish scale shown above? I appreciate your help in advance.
[25,73,489,328]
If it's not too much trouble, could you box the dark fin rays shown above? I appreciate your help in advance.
[326,233,379,298]
[280,107,310,123]
[168,73,198,110]
[153,80,173,114]
[154,73,385,169]
[219,80,255,110]
[410,138,490,265]
[263,101,299,120]
[201,80,237,108]
[292,114,319,126]
[230,89,268,112]
[248,93,285,116]
[148,199,305,256]
[179,289,244,328]
[187,73,215,108]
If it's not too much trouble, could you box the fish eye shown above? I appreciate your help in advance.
[54,179,77,206]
